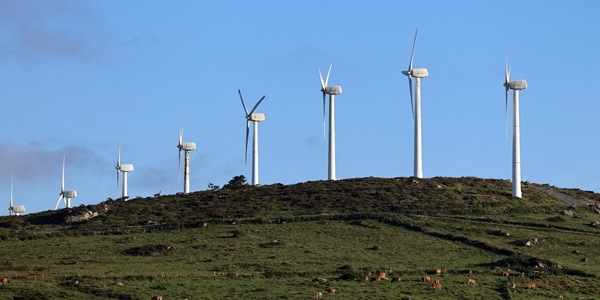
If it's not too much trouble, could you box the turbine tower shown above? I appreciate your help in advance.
[238,89,266,186]
[8,174,25,216]
[504,54,527,198]
[56,155,77,210]
[319,64,342,180]
[115,138,134,200]
[401,29,428,179]
[177,127,196,194]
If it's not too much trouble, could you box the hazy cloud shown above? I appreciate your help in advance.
[0,140,104,182]
[0,0,106,64]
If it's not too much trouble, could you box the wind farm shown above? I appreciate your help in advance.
[401,29,428,179]
[238,89,266,186]
[319,64,342,180]
[55,155,77,210]
[115,138,134,199]
[2,2,600,298]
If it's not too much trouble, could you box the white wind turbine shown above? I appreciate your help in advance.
[177,127,196,194]
[319,64,342,180]
[504,54,527,198]
[55,155,77,210]
[238,89,266,186]
[401,29,428,179]
[115,138,134,200]
[8,174,25,216]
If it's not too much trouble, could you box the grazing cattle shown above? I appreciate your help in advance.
[327,289,336,295]
[391,277,401,282]
[151,296,162,300]
[435,269,442,275]
[432,282,442,290]
[467,278,477,285]
[365,271,372,281]
[420,276,431,282]
[374,272,386,282]
[557,295,564,299]
[0,277,7,284]
[465,270,472,275]
[313,291,323,299]
[431,279,440,285]
[527,283,536,289]
[501,270,510,276]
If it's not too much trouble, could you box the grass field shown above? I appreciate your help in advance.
[1,177,599,299]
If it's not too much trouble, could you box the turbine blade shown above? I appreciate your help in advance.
[238,89,249,115]
[408,76,414,119]
[179,126,183,147]
[10,173,13,207]
[505,53,510,139]
[116,169,120,198]
[55,195,63,210]
[118,138,122,166]
[505,86,509,138]
[322,92,326,138]
[505,53,509,85]
[409,29,418,71]
[325,64,332,87]
[61,155,65,193]
[178,148,181,185]
[245,120,250,166]
[319,69,325,89]
[249,96,266,115]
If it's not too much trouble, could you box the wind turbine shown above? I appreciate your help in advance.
[503,54,527,198]
[115,138,134,200]
[55,155,77,210]
[401,29,428,179]
[177,127,196,194]
[238,89,266,186]
[8,174,25,216]
[319,64,342,180]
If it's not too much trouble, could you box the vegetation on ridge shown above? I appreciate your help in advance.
[1,176,600,299]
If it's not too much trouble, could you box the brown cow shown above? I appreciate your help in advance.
[420,276,431,282]
[432,282,442,290]
[365,271,372,281]
[557,295,564,299]
[313,291,323,299]
[501,270,510,276]
[435,269,442,275]
[151,296,162,300]
[374,272,386,282]
[467,278,477,285]
[327,289,336,295]
[527,283,536,289]
[391,277,401,282]
[0,277,7,284]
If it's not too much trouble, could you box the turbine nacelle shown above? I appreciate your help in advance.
[179,142,196,151]
[10,205,25,214]
[322,86,342,95]
[248,113,265,122]
[403,68,429,78]
[118,164,134,172]
[62,190,77,198]
[508,80,527,90]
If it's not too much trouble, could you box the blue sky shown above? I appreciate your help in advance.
[1,0,600,214]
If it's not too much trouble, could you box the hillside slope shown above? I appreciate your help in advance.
[1,177,599,300]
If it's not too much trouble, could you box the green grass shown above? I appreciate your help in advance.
[1,176,600,299]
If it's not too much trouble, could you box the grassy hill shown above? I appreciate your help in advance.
[1,176,600,299]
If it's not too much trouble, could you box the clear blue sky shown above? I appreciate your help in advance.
[2,0,600,214]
